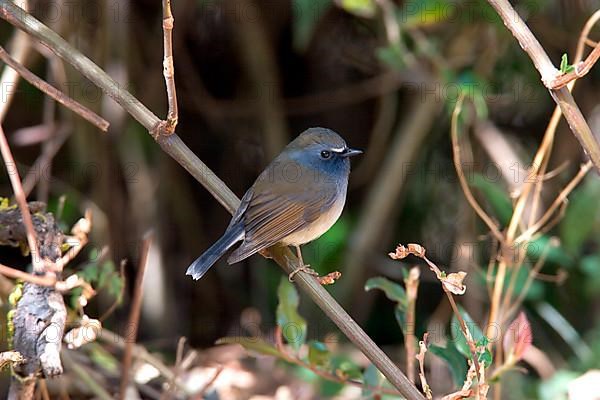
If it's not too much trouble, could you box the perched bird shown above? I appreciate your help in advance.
[186,127,362,281]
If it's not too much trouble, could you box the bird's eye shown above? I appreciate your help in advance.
[320,150,332,159]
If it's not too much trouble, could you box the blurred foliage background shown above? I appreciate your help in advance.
[1,0,600,398]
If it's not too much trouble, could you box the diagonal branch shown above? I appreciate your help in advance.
[0,2,424,399]
[484,0,600,172]
[0,46,109,131]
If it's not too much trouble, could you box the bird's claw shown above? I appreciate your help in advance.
[288,265,318,282]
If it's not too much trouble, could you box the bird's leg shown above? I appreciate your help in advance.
[288,245,318,282]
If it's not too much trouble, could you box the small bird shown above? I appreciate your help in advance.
[186,127,362,281]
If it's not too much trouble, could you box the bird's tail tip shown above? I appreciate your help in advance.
[185,262,206,280]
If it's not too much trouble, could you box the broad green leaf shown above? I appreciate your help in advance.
[365,277,407,308]
[308,341,330,367]
[216,337,282,358]
[276,278,307,351]
[560,177,600,254]
[429,344,468,386]
[338,0,375,17]
[470,173,513,225]
[450,307,485,360]
[293,0,331,51]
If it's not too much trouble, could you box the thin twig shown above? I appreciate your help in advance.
[405,266,420,383]
[450,95,503,242]
[0,124,43,272]
[161,0,177,134]
[119,233,153,398]
[0,46,109,131]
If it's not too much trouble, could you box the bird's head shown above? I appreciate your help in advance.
[286,128,362,179]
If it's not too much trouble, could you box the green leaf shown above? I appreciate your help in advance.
[276,277,307,351]
[450,307,485,360]
[364,277,407,308]
[470,173,513,225]
[560,177,600,254]
[478,347,493,367]
[559,54,575,74]
[338,0,376,17]
[308,341,330,367]
[292,0,331,51]
[560,54,569,73]
[429,344,468,386]
[216,337,282,358]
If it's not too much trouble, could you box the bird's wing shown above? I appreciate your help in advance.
[227,189,336,264]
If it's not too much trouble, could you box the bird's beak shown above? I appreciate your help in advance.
[341,147,363,158]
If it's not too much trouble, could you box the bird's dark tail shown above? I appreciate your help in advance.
[186,223,244,280]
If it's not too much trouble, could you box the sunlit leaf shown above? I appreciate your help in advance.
[276,277,307,351]
[560,54,574,74]
[216,337,282,358]
[336,0,376,17]
[429,344,468,386]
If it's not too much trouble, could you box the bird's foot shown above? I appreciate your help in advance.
[288,265,318,282]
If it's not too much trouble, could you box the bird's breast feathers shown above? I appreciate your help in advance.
[280,191,346,246]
